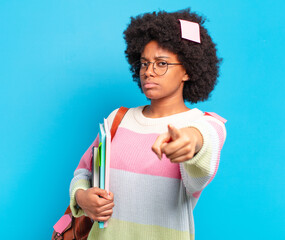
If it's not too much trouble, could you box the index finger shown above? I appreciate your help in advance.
[168,124,181,141]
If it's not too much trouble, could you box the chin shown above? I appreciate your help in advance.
[145,95,162,101]
[143,89,160,99]
[143,91,158,100]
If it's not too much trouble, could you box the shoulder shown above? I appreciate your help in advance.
[191,108,227,124]
[106,108,120,126]
[106,106,141,127]
[198,109,227,139]
[204,111,227,124]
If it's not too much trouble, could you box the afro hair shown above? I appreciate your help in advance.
[123,8,222,103]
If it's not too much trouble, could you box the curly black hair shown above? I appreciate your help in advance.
[123,8,222,103]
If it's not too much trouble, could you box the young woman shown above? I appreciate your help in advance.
[69,8,226,240]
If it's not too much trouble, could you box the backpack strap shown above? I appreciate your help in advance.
[110,107,129,141]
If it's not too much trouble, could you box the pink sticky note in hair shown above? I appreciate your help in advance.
[53,214,72,234]
[178,19,201,43]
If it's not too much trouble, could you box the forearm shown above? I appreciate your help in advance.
[180,118,226,194]
[75,189,86,209]
[70,170,91,217]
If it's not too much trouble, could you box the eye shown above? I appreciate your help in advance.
[156,61,168,68]
[140,62,148,68]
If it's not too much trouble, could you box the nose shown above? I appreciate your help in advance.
[144,62,155,77]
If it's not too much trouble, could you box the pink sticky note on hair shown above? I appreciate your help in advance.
[178,19,201,43]
[53,214,72,234]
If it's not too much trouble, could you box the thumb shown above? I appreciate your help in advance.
[93,187,112,200]
[168,124,180,141]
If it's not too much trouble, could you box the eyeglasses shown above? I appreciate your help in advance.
[132,60,183,76]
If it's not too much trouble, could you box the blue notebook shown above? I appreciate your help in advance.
[98,123,106,229]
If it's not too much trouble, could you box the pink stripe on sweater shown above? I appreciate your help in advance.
[76,135,99,171]
[193,190,202,198]
[205,112,227,123]
[110,128,181,179]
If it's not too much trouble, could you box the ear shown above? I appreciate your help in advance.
[182,72,190,82]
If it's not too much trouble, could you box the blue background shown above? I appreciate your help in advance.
[0,0,284,239]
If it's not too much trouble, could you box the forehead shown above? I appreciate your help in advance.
[141,40,178,60]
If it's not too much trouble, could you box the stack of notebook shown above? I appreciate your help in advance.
[91,118,111,228]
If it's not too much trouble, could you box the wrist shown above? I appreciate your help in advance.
[75,189,85,207]
[188,127,203,153]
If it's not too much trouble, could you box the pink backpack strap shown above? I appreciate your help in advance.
[53,213,72,234]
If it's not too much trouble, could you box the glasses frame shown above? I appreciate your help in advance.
[133,60,183,76]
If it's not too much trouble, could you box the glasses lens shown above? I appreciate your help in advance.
[138,61,168,76]
[139,62,148,76]
[154,61,168,76]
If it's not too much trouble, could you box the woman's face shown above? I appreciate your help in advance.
[140,41,189,102]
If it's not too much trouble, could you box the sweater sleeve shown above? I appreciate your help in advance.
[69,136,99,217]
[69,108,119,217]
[179,114,226,198]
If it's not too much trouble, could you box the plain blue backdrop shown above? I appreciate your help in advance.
[0,0,284,239]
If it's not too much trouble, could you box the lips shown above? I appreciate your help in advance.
[142,81,158,89]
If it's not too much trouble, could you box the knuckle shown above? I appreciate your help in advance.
[161,146,168,154]
[96,205,103,213]
[184,136,191,144]
[186,152,194,159]
[152,145,158,153]
[93,215,100,221]
[94,199,100,207]
[185,145,192,152]
[93,208,99,214]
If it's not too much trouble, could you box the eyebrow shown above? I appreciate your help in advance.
[140,56,170,60]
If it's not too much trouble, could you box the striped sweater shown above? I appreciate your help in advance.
[70,106,226,240]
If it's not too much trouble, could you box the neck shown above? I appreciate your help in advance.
[143,96,190,118]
